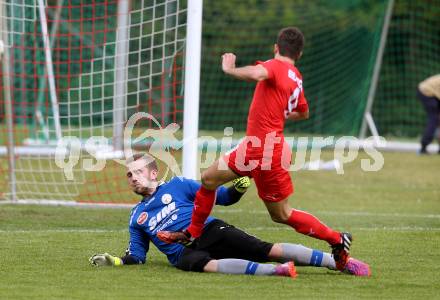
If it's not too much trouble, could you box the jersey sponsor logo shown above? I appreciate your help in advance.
[161,193,172,204]
[137,212,148,225]
[155,214,178,233]
[148,202,176,231]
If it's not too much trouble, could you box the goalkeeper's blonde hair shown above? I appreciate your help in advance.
[125,153,158,171]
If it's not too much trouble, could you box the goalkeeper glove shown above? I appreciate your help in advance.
[232,176,251,193]
[89,253,123,267]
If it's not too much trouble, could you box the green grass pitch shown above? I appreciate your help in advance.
[0,151,439,299]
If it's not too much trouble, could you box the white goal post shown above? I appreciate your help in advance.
[182,0,202,180]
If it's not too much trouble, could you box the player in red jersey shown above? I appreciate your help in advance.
[158,27,353,270]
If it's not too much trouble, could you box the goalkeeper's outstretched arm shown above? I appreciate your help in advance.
[89,251,143,267]
[90,226,149,267]
[185,176,251,206]
[216,176,251,206]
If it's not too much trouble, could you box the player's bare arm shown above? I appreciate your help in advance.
[222,53,268,82]
[286,110,309,121]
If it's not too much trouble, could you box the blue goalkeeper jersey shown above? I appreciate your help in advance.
[127,177,236,266]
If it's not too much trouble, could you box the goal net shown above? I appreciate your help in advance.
[0,0,187,203]
[199,1,388,136]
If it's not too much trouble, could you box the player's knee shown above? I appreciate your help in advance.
[267,243,283,260]
[201,172,219,189]
[269,212,289,224]
[203,260,218,273]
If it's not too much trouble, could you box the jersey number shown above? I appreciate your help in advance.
[287,88,300,112]
[285,70,302,118]
[284,87,300,118]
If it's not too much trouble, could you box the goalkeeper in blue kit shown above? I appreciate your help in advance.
[90,153,370,277]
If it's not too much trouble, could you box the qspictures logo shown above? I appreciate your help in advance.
[54,112,386,180]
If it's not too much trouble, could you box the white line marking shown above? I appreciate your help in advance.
[0,200,134,209]
[0,226,439,234]
[0,229,127,234]
[2,201,439,219]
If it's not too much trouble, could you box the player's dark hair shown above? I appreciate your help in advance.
[277,27,304,61]
[126,153,158,171]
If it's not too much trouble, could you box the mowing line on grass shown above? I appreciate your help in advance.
[215,209,440,219]
[243,226,440,232]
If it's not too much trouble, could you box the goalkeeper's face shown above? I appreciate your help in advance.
[126,159,159,196]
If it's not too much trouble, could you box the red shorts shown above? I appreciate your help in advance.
[222,138,294,202]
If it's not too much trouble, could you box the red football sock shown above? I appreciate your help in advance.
[287,209,341,245]
[187,186,217,238]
